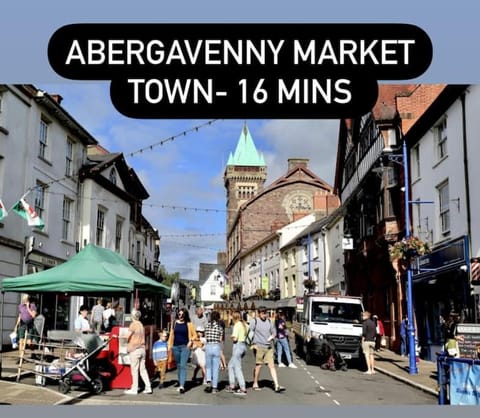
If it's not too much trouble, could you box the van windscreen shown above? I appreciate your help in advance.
[311,301,363,324]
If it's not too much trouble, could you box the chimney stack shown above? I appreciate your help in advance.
[288,158,309,171]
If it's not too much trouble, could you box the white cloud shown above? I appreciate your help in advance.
[37,84,340,280]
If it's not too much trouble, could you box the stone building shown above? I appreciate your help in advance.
[224,124,340,295]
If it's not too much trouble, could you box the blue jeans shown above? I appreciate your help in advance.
[205,343,221,388]
[228,342,246,389]
[276,337,292,365]
[172,344,191,387]
[400,335,407,356]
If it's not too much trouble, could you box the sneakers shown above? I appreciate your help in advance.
[177,386,185,394]
[157,383,164,389]
[204,385,213,393]
[234,389,247,396]
[124,389,138,395]
[278,363,286,367]
[274,386,286,393]
[143,388,153,394]
[288,363,297,369]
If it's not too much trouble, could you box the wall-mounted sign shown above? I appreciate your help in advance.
[342,237,354,250]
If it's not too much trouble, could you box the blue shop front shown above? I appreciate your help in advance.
[412,236,475,361]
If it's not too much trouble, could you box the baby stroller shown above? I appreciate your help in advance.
[58,334,111,394]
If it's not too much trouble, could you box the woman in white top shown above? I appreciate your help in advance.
[74,305,92,333]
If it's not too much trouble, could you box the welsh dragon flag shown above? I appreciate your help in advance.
[12,198,45,230]
[0,199,7,221]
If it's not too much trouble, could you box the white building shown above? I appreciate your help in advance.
[404,84,480,356]
[0,85,97,338]
[0,85,161,344]
[199,268,227,304]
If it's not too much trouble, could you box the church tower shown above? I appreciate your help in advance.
[224,123,267,233]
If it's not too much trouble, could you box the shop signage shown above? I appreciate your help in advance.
[27,252,61,267]
[456,323,480,359]
[413,236,467,280]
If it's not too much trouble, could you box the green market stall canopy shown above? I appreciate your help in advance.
[0,244,170,296]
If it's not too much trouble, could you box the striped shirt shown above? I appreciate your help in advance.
[205,321,223,343]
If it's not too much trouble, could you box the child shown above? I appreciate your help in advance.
[152,329,169,389]
[191,326,207,384]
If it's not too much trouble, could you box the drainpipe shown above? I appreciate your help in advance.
[461,93,474,321]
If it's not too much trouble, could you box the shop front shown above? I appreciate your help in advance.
[412,235,474,360]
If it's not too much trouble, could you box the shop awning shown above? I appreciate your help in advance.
[276,297,297,308]
[0,244,170,296]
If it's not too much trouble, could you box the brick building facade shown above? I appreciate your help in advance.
[224,124,340,290]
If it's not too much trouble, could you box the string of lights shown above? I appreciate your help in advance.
[41,189,315,218]
[125,119,219,157]
[7,119,221,207]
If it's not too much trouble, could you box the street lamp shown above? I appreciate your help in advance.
[385,137,418,375]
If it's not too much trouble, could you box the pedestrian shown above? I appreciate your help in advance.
[191,326,207,384]
[74,305,92,333]
[219,316,227,370]
[90,298,105,334]
[204,310,223,394]
[14,294,37,355]
[250,306,285,393]
[361,310,376,375]
[225,310,248,395]
[443,312,464,357]
[373,314,385,351]
[167,307,196,393]
[123,309,152,395]
[103,302,116,332]
[192,306,209,331]
[152,329,169,389]
[400,315,408,357]
[275,310,297,368]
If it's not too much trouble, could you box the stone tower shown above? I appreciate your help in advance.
[224,123,267,233]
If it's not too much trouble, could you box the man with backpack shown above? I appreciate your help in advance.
[249,306,285,393]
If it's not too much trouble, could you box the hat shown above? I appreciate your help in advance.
[131,309,142,320]
[196,326,205,332]
[258,306,267,312]
[373,315,378,319]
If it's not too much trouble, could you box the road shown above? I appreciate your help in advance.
[70,338,436,406]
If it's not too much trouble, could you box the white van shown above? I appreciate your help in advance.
[292,293,364,364]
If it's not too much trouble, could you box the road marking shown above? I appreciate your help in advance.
[333,400,340,405]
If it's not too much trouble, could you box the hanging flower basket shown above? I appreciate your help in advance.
[389,236,431,260]
[303,279,316,290]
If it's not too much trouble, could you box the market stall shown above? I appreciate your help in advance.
[0,244,170,389]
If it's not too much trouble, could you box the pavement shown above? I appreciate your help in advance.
[0,345,440,405]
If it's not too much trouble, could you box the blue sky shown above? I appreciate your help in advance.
[5,2,479,280]
[39,83,339,279]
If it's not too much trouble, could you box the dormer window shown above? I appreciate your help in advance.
[109,168,117,185]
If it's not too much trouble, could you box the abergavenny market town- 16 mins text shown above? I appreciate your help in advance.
[64,38,416,66]
[61,38,415,107]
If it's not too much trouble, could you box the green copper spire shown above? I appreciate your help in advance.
[228,123,265,166]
